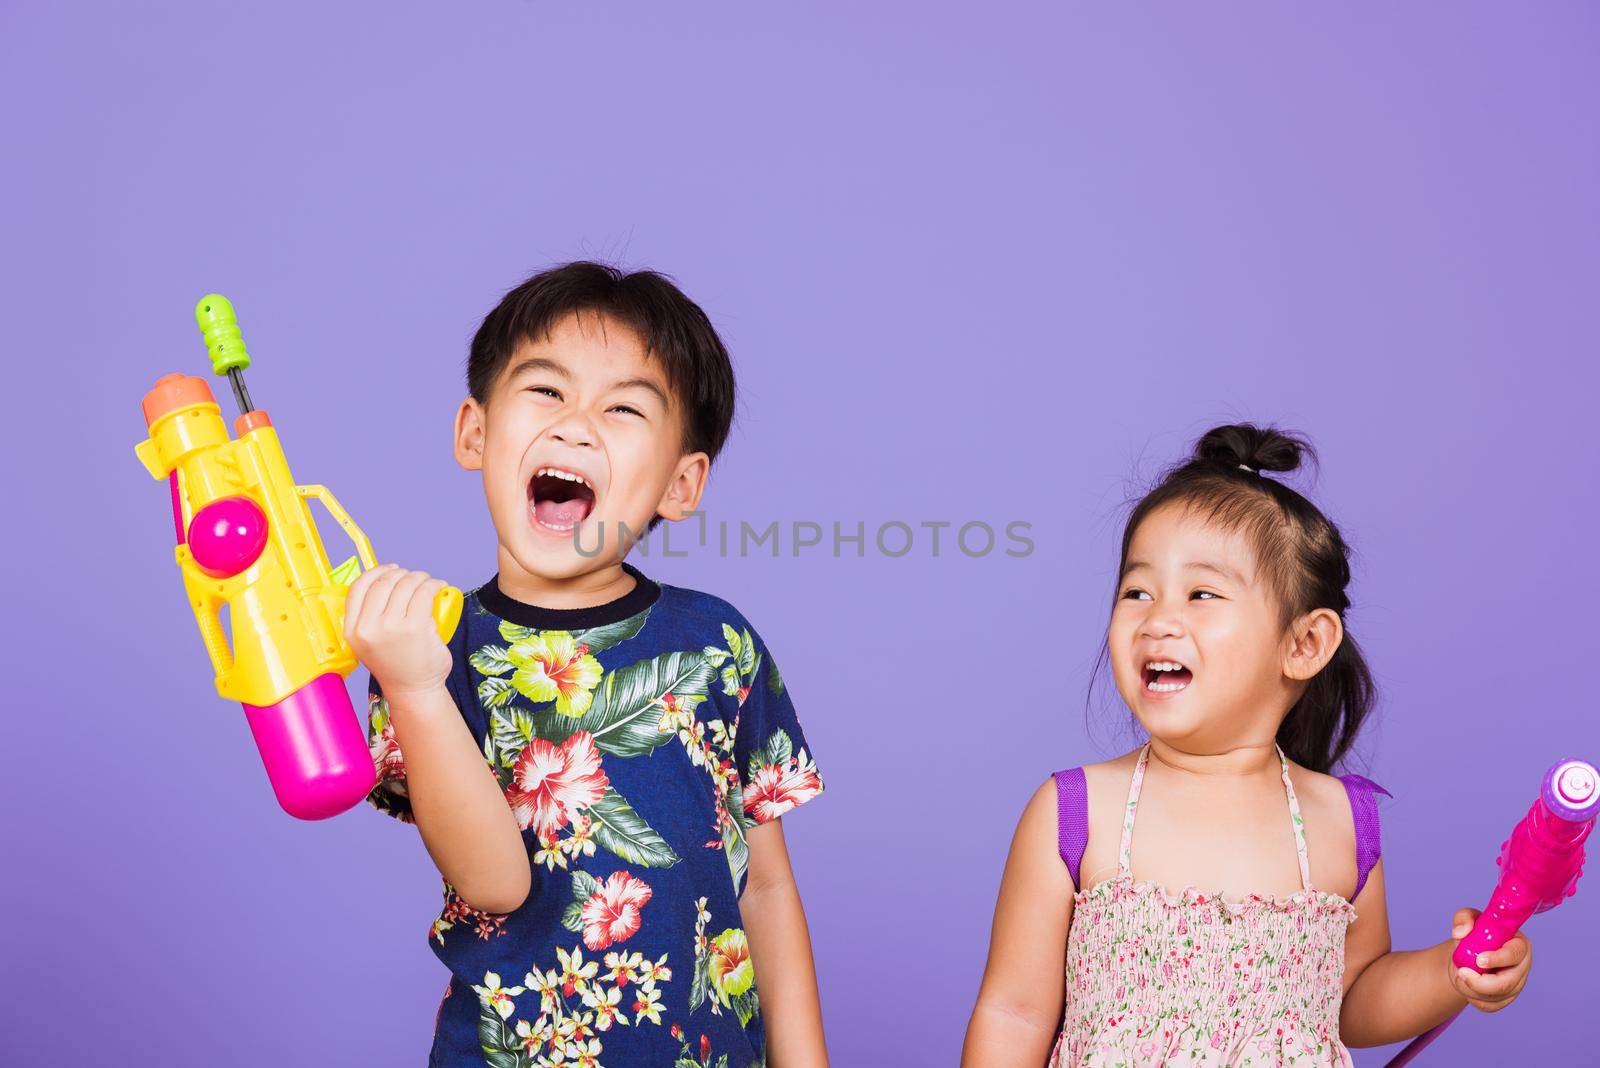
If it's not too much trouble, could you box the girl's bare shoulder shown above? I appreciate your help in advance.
[1285,758,1360,822]
[1284,757,1362,892]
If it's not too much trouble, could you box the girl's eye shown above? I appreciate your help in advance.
[1120,588,1152,601]
[609,404,643,417]
[1190,590,1219,600]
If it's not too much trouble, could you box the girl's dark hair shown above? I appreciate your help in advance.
[1103,423,1375,773]
[466,261,736,464]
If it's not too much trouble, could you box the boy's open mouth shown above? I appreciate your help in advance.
[1143,659,1193,694]
[528,466,596,533]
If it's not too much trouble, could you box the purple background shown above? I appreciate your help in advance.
[4,2,1597,1064]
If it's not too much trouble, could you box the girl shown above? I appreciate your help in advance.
[962,424,1534,1066]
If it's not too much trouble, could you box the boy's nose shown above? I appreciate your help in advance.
[548,419,597,448]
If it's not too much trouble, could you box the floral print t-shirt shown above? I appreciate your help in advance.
[365,562,825,1068]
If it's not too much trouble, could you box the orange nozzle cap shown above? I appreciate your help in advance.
[141,374,217,427]
[235,410,272,435]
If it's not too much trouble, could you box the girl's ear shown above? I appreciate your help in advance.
[656,451,710,522]
[454,397,486,471]
[1283,608,1344,681]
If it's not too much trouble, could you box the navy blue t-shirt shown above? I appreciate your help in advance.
[366,563,824,1068]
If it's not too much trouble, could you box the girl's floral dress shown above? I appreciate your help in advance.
[366,563,824,1068]
[1051,744,1360,1067]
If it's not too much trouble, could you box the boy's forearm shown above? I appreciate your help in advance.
[741,877,828,1068]
[1340,941,1467,1047]
[387,684,530,913]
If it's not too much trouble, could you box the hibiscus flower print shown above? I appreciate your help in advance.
[367,699,405,783]
[580,870,653,951]
[507,630,603,717]
[743,751,823,823]
[504,730,608,835]
[707,928,754,1006]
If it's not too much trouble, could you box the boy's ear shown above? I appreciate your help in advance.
[454,397,486,472]
[656,452,710,522]
[1282,608,1344,681]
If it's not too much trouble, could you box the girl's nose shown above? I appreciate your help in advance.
[1139,604,1185,639]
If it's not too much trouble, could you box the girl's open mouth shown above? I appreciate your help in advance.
[528,467,596,533]
[1143,660,1192,694]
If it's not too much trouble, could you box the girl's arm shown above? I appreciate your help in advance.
[962,779,1074,1068]
[1341,858,1534,1046]
[742,819,828,1068]
[1340,859,1465,1046]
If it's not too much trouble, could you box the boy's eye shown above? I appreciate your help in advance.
[528,386,561,400]
[1190,590,1220,600]
[1120,588,1151,601]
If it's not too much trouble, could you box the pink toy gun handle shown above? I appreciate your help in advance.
[1451,758,1597,971]
[1386,758,1596,1067]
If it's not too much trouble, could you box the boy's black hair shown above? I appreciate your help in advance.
[1095,423,1376,774]
[467,261,736,464]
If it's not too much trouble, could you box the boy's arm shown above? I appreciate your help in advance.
[961,779,1073,1068]
[742,818,828,1068]
[382,683,530,913]
[348,564,530,914]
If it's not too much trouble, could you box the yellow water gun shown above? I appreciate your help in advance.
[135,295,462,819]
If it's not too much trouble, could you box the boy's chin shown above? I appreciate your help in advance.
[504,514,652,579]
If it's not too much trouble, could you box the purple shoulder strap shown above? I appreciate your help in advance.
[1339,773,1392,900]
[1053,767,1089,888]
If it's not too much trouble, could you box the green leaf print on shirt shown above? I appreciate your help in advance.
[477,999,532,1068]
[531,650,714,758]
[587,787,681,868]
[703,623,760,700]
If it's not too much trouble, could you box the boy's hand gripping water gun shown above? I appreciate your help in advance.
[1386,757,1597,1065]
[134,295,463,820]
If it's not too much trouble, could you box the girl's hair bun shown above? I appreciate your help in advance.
[1194,423,1311,475]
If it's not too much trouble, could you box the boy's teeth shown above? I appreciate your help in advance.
[536,466,587,485]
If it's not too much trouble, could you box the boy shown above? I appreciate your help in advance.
[347,262,828,1067]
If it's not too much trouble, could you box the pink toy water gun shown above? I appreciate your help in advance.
[1385,757,1597,1065]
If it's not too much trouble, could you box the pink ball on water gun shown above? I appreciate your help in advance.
[187,496,269,578]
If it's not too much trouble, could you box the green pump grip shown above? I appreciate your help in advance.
[195,294,251,375]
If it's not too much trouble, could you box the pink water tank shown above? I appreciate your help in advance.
[242,673,377,820]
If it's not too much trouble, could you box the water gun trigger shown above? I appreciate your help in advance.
[329,555,361,587]
[328,553,462,644]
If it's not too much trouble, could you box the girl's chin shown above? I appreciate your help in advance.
[1129,699,1208,737]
